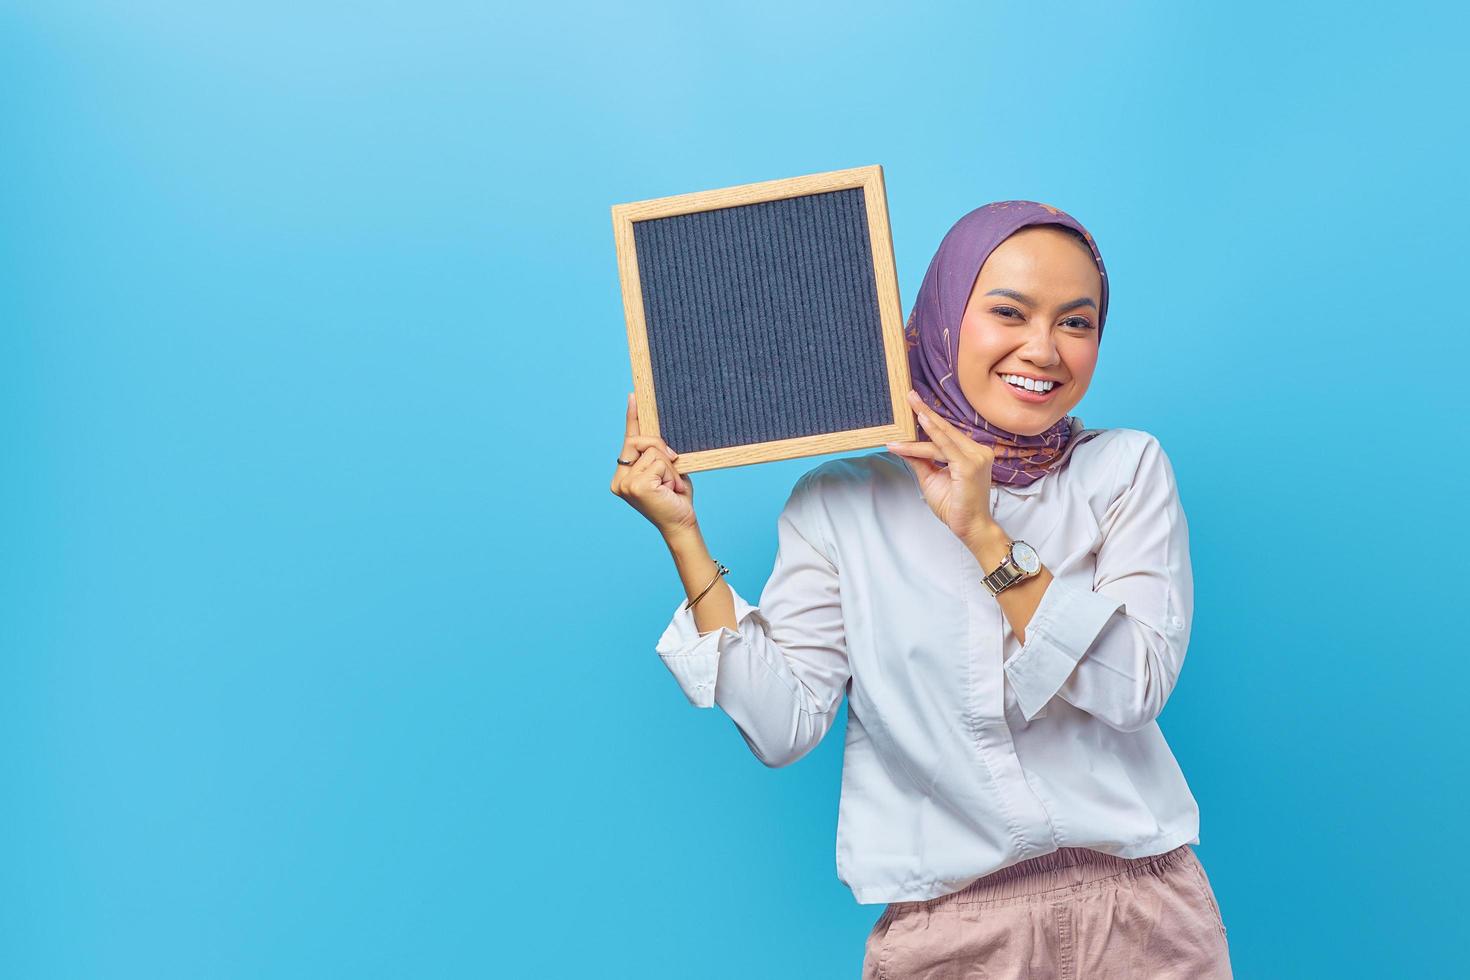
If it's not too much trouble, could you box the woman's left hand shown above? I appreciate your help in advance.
[886,389,997,544]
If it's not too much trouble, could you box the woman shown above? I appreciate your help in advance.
[611,201,1232,978]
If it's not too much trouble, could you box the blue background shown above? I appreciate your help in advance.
[3,2,1465,977]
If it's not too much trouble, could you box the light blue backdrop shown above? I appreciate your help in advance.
[3,2,1465,977]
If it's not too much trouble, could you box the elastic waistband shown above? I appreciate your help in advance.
[896,844,1195,910]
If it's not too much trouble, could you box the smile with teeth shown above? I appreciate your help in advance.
[999,373,1060,394]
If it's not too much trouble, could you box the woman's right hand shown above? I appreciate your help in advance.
[611,392,697,537]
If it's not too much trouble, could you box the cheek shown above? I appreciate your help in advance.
[957,318,1007,360]
[1062,344,1100,382]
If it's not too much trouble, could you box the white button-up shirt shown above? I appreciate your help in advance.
[654,425,1200,904]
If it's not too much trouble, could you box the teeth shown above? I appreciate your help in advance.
[1002,374,1055,393]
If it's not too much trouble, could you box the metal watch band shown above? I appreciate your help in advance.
[982,541,1039,597]
[982,557,1025,597]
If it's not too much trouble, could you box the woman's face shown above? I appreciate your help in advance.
[956,225,1103,436]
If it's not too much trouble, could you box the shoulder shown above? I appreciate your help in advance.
[1071,425,1157,464]
[1097,427,1174,476]
[1055,427,1180,519]
[1077,428,1186,525]
[1071,426,1166,480]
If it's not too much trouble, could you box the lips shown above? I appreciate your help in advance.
[997,374,1062,402]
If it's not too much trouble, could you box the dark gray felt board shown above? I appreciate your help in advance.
[631,187,895,454]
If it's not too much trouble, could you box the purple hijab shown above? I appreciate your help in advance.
[903,200,1110,487]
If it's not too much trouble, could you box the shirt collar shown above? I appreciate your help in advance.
[998,420,1104,496]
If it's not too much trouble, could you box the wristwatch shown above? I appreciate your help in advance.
[982,539,1041,597]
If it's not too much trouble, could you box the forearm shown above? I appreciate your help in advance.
[970,518,1186,731]
[653,503,851,766]
[964,521,1050,646]
[663,524,738,636]
[970,435,1193,729]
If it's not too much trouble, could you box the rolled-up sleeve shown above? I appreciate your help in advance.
[1003,434,1194,731]
[653,473,850,768]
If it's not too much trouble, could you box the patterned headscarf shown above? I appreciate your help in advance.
[903,200,1109,487]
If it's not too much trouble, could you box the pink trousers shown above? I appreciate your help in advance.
[861,843,1232,979]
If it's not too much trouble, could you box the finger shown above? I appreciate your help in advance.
[903,390,947,444]
[892,448,942,484]
[627,445,660,484]
[886,441,945,459]
[907,393,968,458]
[908,455,943,482]
[906,392,990,469]
[625,391,641,439]
[918,420,990,477]
[620,438,680,487]
[623,434,679,460]
[912,407,962,460]
[632,446,686,493]
[623,398,682,465]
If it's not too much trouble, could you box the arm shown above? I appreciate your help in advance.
[653,474,850,768]
[993,435,1194,731]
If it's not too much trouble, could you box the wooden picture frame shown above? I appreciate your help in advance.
[611,164,915,474]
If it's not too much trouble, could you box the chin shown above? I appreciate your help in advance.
[985,406,1069,436]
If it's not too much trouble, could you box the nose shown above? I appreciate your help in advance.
[1017,319,1061,368]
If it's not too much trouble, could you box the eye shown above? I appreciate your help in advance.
[1062,316,1094,330]
[991,306,1023,319]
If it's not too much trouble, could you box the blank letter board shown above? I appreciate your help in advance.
[611,164,914,474]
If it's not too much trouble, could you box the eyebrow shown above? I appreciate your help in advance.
[984,288,1097,313]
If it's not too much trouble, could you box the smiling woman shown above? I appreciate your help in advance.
[623,200,1231,980]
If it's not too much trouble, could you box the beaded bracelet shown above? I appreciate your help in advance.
[685,559,730,611]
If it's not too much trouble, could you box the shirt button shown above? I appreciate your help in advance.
[1170,616,1184,630]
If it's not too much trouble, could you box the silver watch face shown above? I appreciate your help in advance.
[1011,540,1040,574]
